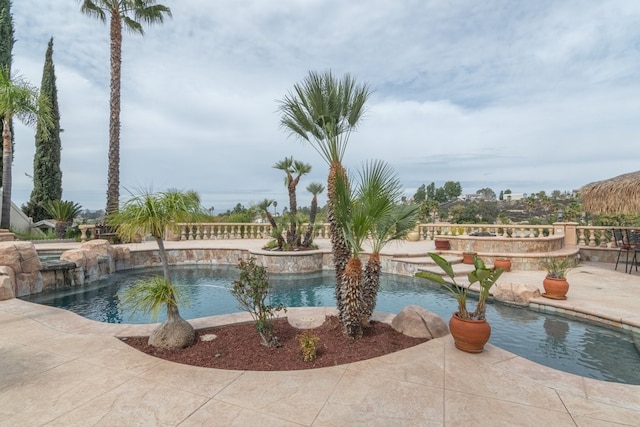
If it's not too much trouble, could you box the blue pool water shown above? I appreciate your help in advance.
[21,265,640,385]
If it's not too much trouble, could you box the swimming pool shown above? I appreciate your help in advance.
[21,265,640,385]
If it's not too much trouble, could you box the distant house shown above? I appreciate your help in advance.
[461,194,483,201]
[504,193,525,201]
[31,219,56,234]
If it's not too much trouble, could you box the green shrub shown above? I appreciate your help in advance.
[231,257,286,347]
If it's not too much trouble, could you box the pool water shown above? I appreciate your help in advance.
[21,265,640,385]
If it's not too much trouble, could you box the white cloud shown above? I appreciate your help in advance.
[9,0,640,212]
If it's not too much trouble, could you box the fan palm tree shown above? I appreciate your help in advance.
[279,70,371,315]
[79,0,172,216]
[44,200,82,238]
[332,168,374,337]
[332,160,418,337]
[361,204,419,321]
[302,182,325,247]
[0,68,52,229]
[256,198,284,249]
[273,156,312,247]
[356,162,419,321]
[108,189,204,349]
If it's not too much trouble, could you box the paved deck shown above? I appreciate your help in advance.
[1,239,639,425]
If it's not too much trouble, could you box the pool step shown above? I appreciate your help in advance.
[416,262,476,278]
[36,248,64,261]
[392,254,475,277]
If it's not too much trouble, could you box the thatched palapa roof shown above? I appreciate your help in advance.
[580,171,640,214]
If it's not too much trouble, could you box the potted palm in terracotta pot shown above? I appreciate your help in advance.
[416,253,504,353]
[540,257,575,300]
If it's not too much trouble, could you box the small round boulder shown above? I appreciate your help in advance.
[391,305,449,339]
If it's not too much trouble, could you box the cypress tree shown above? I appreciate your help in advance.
[24,37,62,222]
[0,0,14,186]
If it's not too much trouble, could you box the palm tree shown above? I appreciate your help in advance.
[79,1,172,216]
[256,198,284,249]
[332,168,373,337]
[332,160,419,337]
[279,70,371,316]
[273,156,312,247]
[361,206,419,321]
[302,182,325,247]
[44,200,82,238]
[0,68,52,229]
[108,189,204,349]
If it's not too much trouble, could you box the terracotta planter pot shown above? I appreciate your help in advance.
[542,276,569,300]
[462,252,477,265]
[448,312,491,353]
[494,258,511,272]
[434,239,450,250]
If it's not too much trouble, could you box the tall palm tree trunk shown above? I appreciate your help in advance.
[328,162,351,318]
[302,195,318,247]
[287,179,298,246]
[1,116,11,229]
[166,300,182,322]
[106,11,122,216]
[264,209,284,249]
[361,252,381,322]
[342,257,363,338]
[155,235,171,283]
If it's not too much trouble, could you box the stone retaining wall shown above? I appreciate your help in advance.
[447,235,564,253]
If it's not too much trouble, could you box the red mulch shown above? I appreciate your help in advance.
[120,316,427,371]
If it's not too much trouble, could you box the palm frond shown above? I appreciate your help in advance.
[44,200,82,222]
[306,182,325,195]
[278,70,371,165]
[118,276,188,321]
[108,188,205,241]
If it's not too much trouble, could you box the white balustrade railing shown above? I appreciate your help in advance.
[416,223,555,239]
[173,223,333,240]
[77,222,634,248]
[575,226,627,248]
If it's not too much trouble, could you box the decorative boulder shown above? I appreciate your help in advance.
[81,239,116,273]
[0,242,43,297]
[113,246,131,270]
[493,282,541,306]
[148,317,195,349]
[61,249,99,285]
[0,242,42,274]
[392,305,449,339]
[0,266,15,300]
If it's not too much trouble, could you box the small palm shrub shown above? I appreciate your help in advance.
[118,276,189,321]
[118,275,195,349]
[540,257,575,279]
[44,200,82,238]
[231,257,286,347]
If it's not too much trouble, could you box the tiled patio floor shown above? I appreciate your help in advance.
[1,239,639,426]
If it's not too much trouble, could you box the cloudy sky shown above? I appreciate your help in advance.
[10,1,640,213]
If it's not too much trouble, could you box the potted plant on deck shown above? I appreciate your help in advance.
[434,238,450,250]
[540,257,575,300]
[494,258,512,272]
[415,253,504,353]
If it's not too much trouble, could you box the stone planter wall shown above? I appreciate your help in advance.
[447,235,564,253]
[248,249,326,273]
